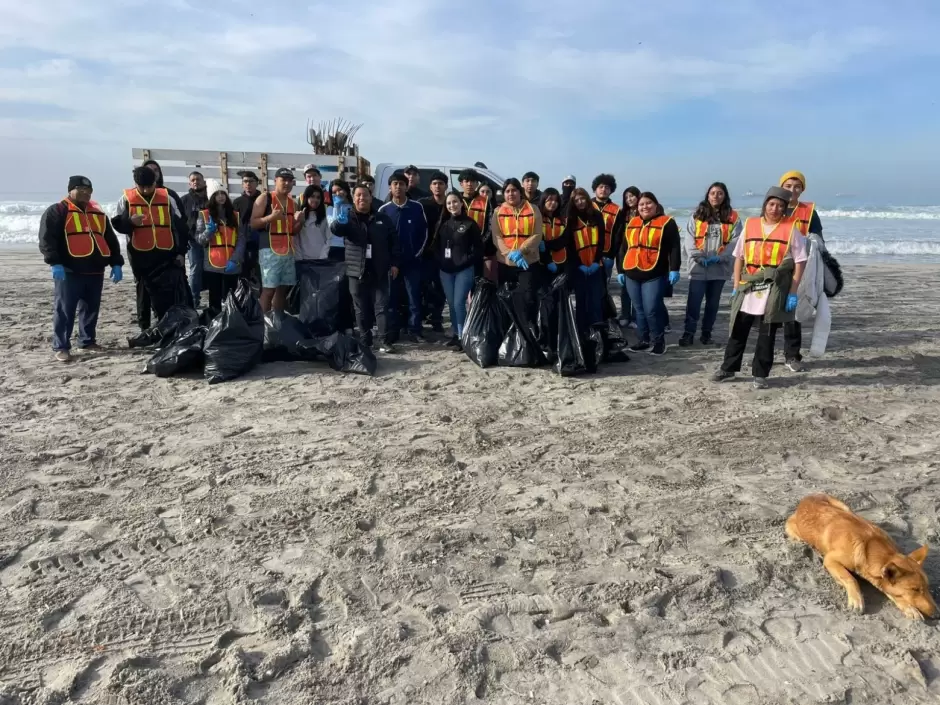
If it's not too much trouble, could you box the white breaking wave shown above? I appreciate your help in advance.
[817,207,940,220]
[825,240,940,256]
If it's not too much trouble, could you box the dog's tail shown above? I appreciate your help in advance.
[821,495,852,513]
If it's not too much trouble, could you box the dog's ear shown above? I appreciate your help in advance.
[909,545,929,565]
[882,562,903,582]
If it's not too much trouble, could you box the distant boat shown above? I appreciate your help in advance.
[743,190,756,197]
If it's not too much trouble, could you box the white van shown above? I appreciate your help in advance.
[371,163,506,202]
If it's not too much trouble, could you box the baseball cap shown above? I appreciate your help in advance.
[404,164,419,175]
[275,168,295,180]
[303,163,321,175]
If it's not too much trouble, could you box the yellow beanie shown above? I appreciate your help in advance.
[779,170,806,189]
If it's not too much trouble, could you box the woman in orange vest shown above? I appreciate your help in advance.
[196,188,246,314]
[616,186,641,328]
[538,188,567,280]
[250,168,297,313]
[680,182,741,347]
[615,192,681,356]
[491,178,543,321]
[565,187,607,332]
[714,187,808,389]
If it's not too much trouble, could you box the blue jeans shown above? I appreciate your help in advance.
[187,242,204,306]
[391,262,423,334]
[620,282,635,323]
[53,273,104,351]
[684,279,726,337]
[439,267,475,337]
[624,275,666,345]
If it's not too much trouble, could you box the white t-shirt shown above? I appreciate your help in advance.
[734,221,808,316]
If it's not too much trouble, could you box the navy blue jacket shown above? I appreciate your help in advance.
[378,199,428,264]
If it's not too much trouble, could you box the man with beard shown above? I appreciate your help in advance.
[180,171,209,307]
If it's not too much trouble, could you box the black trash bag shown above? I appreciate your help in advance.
[821,249,844,298]
[145,326,207,378]
[128,305,200,349]
[461,278,504,369]
[554,276,590,376]
[293,260,347,336]
[297,332,377,376]
[602,292,619,321]
[203,280,264,384]
[262,310,322,362]
[536,285,559,359]
[497,284,547,368]
[587,324,630,365]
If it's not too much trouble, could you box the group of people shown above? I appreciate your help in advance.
[38,161,830,387]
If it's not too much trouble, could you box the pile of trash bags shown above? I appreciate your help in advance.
[137,267,376,383]
[461,274,629,376]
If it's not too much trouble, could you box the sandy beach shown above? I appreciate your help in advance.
[1,246,939,705]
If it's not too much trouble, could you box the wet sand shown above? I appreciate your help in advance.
[1,247,939,704]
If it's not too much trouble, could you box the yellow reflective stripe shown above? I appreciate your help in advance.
[71,212,82,232]
[157,207,165,226]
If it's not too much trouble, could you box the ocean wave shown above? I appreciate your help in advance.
[825,240,940,256]
[817,208,940,220]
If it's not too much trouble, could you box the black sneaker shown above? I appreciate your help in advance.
[752,376,769,389]
[712,370,735,382]
[629,341,650,352]
[785,359,806,373]
[650,340,666,356]
[431,323,445,334]
[411,332,426,344]
[663,325,672,334]
[452,341,464,353]
[445,336,460,348]
[378,343,396,354]
[700,334,714,345]
[678,333,693,347]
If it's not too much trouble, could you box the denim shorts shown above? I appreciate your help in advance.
[259,248,297,288]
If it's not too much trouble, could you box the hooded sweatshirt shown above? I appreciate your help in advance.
[436,213,484,273]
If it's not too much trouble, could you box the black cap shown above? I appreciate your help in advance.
[404,164,419,175]
[275,168,295,180]
[68,175,92,191]
[429,170,447,184]
[237,170,259,181]
[388,170,408,186]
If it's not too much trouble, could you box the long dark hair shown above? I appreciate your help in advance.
[622,186,640,217]
[539,187,562,220]
[637,191,665,219]
[692,182,733,223]
[141,159,165,187]
[208,190,238,228]
[302,184,326,224]
[330,179,351,203]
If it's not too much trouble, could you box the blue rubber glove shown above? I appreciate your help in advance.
[205,217,217,235]
[603,258,614,272]
[538,241,546,253]
[588,262,601,275]
[51,265,66,280]
[668,271,680,286]
[224,260,238,274]
[706,256,721,265]
[110,265,123,283]
[547,262,558,274]
[786,293,798,312]
[699,257,711,267]
[578,264,590,275]
[335,203,350,224]
[617,273,626,287]
[730,288,738,298]
[517,255,529,271]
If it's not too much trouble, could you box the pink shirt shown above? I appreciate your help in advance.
[733,221,807,316]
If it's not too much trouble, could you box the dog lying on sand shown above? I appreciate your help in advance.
[785,494,937,620]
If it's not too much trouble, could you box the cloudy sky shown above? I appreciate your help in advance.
[1,0,939,202]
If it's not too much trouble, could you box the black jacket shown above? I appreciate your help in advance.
[39,199,124,274]
[436,214,483,273]
[617,216,682,282]
[233,191,260,227]
[330,209,400,280]
[419,196,446,259]
[111,189,188,271]
[180,189,209,243]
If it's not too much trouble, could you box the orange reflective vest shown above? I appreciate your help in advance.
[692,211,739,254]
[573,218,601,267]
[267,193,295,256]
[496,201,535,250]
[465,194,489,233]
[200,209,238,269]
[592,199,620,253]
[62,198,111,258]
[622,215,671,271]
[542,215,567,264]
[124,187,174,252]
[789,201,815,236]
[742,217,793,275]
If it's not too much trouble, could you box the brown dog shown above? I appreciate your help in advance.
[785,494,937,620]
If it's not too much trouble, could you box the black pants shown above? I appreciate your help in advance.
[203,271,239,314]
[720,312,781,378]
[348,272,390,346]
[498,263,539,324]
[139,260,191,323]
[422,259,446,328]
[783,321,802,362]
[135,276,153,330]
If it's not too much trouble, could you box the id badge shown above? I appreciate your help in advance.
[444,247,452,259]
[366,244,372,259]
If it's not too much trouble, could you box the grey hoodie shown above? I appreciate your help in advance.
[684,214,742,281]
[195,211,247,274]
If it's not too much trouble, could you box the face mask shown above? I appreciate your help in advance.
[562,184,574,199]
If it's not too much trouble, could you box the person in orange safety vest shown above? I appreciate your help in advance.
[196,188,247,315]
[250,167,298,313]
